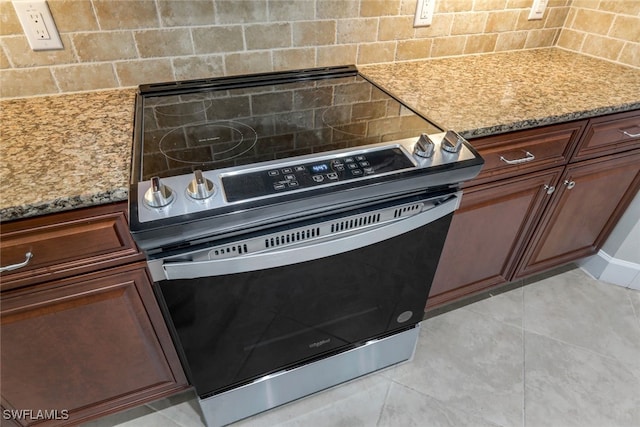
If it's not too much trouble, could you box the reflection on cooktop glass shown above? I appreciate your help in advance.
[141,75,440,180]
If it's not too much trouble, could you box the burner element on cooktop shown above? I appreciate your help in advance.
[158,120,259,165]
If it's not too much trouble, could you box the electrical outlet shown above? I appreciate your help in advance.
[528,0,548,20]
[414,0,436,27]
[12,0,63,51]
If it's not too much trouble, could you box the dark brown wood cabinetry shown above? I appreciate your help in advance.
[515,150,640,278]
[0,203,188,426]
[428,169,562,308]
[429,110,640,309]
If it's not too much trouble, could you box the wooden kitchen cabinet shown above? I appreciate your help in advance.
[465,120,586,186]
[515,149,640,278]
[570,110,640,162]
[0,203,188,427]
[427,169,562,308]
[428,110,640,310]
[0,203,141,292]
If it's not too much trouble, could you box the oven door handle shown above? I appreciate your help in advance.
[156,193,460,281]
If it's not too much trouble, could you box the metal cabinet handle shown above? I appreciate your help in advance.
[622,130,640,138]
[543,184,555,195]
[564,180,576,189]
[0,252,33,273]
[500,151,535,165]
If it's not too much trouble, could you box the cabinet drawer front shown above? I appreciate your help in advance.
[572,110,640,161]
[0,203,142,291]
[469,121,586,185]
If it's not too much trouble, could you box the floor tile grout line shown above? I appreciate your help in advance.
[521,275,640,382]
[626,288,640,326]
[522,328,640,382]
[136,404,185,427]
[374,376,393,426]
[385,378,509,427]
[458,304,524,332]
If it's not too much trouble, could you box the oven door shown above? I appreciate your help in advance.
[152,190,459,398]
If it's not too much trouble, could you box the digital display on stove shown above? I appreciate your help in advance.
[311,164,329,173]
[139,74,441,180]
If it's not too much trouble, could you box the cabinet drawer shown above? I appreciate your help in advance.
[0,203,142,291]
[571,110,640,162]
[468,121,587,185]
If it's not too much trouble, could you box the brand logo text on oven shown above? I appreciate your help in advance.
[309,339,331,348]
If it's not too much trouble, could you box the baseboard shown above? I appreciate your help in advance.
[579,250,640,290]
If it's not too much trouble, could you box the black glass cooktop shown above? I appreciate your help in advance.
[138,67,441,181]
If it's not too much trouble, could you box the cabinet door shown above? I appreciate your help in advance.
[427,168,563,309]
[515,149,640,278]
[0,264,188,426]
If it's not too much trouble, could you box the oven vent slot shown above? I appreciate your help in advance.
[265,227,321,248]
[210,244,249,258]
[393,203,422,218]
[330,213,381,234]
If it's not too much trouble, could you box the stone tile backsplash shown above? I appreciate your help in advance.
[0,0,638,99]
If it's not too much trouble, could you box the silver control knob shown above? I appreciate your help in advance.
[441,130,464,153]
[144,176,175,208]
[187,170,215,200]
[414,133,435,158]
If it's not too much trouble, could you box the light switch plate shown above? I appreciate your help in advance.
[12,0,63,51]
[528,0,548,20]
[414,0,436,27]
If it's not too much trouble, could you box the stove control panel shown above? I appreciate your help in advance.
[222,147,414,202]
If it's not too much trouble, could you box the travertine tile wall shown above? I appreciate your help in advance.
[0,0,636,99]
[557,1,640,67]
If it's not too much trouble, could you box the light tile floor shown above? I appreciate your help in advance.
[83,267,640,427]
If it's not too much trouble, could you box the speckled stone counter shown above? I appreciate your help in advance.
[361,48,640,139]
[1,89,136,221]
[2,48,639,222]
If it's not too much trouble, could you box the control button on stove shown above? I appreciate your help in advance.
[285,174,296,181]
[282,167,293,173]
[363,167,374,174]
[359,161,370,167]
[274,183,286,190]
[187,170,215,200]
[345,157,354,163]
[356,155,366,161]
[351,169,363,176]
[294,166,306,172]
[268,170,279,176]
[144,177,175,208]
[327,172,338,180]
[335,165,345,171]
[414,133,435,158]
[441,130,464,153]
[312,175,324,182]
[348,163,358,170]
[288,181,299,188]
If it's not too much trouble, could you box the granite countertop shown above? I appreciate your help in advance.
[1,89,136,221]
[1,48,639,222]
[361,48,640,139]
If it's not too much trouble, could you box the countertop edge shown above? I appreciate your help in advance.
[459,102,640,139]
[0,188,129,223]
